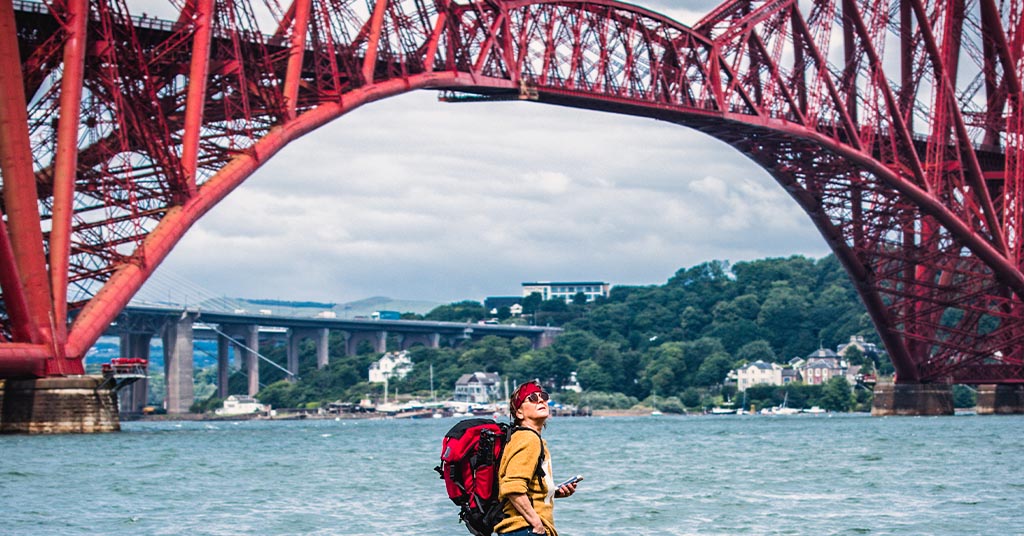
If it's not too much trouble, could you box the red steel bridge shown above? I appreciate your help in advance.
[1,0,1022,386]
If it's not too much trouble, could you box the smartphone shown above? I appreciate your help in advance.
[558,474,584,488]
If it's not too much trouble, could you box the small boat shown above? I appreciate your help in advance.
[710,407,736,415]
[650,390,663,416]
[802,406,826,414]
[768,392,800,415]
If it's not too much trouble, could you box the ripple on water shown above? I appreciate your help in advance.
[3,416,1024,535]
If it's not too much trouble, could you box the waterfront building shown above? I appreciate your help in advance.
[799,347,867,387]
[802,357,844,385]
[215,395,268,415]
[781,368,801,385]
[453,372,502,404]
[521,281,610,303]
[368,351,413,383]
[806,347,841,365]
[562,371,583,393]
[731,336,878,392]
[836,335,879,359]
[736,360,785,391]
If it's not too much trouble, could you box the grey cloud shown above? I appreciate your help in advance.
[153,63,829,304]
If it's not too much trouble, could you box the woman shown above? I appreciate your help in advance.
[494,381,578,536]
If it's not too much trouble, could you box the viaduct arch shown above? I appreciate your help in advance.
[2,0,1023,394]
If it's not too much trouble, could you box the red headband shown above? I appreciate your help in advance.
[513,382,544,412]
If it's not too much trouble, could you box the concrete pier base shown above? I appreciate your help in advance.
[871,381,954,416]
[976,384,1024,415]
[0,376,120,434]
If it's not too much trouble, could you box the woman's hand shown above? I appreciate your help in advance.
[555,481,578,498]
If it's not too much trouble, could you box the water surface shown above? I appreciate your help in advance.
[2,414,1021,535]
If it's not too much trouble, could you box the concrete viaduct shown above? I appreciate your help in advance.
[106,305,562,414]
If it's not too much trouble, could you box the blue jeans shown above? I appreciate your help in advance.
[499,529,546,536]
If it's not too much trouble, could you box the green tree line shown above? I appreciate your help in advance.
[197,254,895,413]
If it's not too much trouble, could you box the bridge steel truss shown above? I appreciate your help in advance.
[1,0,1023,384]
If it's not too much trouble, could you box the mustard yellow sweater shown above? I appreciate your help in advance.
[494,429,557,536]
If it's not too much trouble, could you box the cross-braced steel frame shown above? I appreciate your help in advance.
[1,0,1022,384]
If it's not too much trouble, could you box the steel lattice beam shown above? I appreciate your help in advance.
[1,0,1023,385]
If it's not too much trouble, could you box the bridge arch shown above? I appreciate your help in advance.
[4,0,1023,386]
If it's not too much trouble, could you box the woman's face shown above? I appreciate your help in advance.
[516,391,550,423]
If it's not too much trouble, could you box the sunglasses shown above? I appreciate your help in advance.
[524,391,550,404]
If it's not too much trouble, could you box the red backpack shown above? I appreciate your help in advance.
[435,418,543,536]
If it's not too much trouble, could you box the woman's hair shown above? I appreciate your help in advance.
[509,380,543,425]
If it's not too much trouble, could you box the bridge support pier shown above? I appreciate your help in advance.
[0,377,119,434]
[243,325,259,397]
[286,328,331,380]
[316,328,329,369]
[976,385,1024,414]
[118,332,153,414]
[344,330,387,356]
[163,314,195,414]
[871,381,953,416]
[217,332,230,398]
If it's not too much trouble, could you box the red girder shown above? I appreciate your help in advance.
[2,0,1023,386]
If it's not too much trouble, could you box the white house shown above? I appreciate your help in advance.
[215,395,268,415]
[562,371,583,393]
[735,360,785,391]
[454,372,502,404]
[521,281,611,303]
[369,351,413,383]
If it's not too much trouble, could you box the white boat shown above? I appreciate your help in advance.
[803,406,826,414]
[710,407,736,415]
[768,392,800,415]
[735,392,748,415]
[650,390,663,416]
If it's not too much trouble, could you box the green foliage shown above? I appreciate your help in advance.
[201,254,884,412]
[736,340,777,364]
[425,300,487,322]
[569,391,639,410]
[680,387,702,407]
[952,384,977,408]
[191,397,223,414]
[647,395,686,414]
[843,346,865,366]
[819,377,854,412]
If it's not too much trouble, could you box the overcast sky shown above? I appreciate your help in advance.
[141,0,831,306]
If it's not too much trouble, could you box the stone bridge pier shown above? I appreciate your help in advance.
[871,381,954,416]
[976,385,1024,414]
[343,330,387,356]
[162,313,197,414]
[397,332,441,351]
[287,328,330,379]
[218,324,260,398]
[118,332,154,413]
